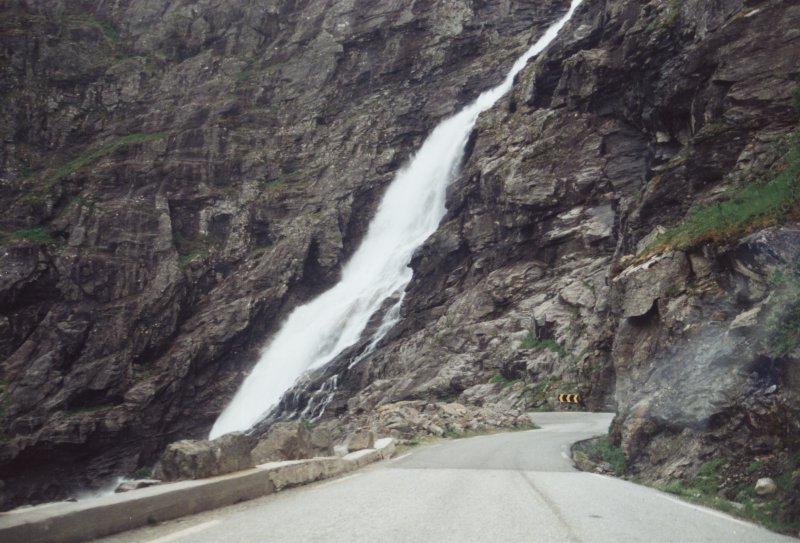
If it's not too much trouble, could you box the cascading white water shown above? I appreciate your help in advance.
[210,0,583,439]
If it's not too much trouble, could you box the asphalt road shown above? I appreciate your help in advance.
[96,412,796,543]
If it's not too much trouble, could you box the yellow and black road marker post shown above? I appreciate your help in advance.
[558,393,585,408]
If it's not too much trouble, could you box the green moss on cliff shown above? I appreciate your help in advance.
[22,132,168,204]
[642,129,799,258]
[2,227,56,245]
[60,15,121,45]
[48,132,167,184]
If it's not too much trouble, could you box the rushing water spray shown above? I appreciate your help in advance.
[210,0,583,438]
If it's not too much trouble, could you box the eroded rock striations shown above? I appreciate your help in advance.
[0,0,568,508]
[1,0,798,517]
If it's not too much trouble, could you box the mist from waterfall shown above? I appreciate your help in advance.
[210,0,583,439]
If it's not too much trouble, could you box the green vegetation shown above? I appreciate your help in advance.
[664,0,684,27]
[173,232,215,267]
[664,282,684,298]
[765,257,800,356]
[633,83,800,262]
[659,455,800,535]
[264,177,286,191]
[488,373,520,389]
[47,132,166,185]
[264,61,286,75]
[62,15,120,44]
[639,132,799,260]
[24,132,168,205]
[574,435,625,476]
[662,459,725,498]
[133,466,153,479]
[520,333,567,357]
[249,245,272,259]
[2,227,56,245]
[178,250,207,267]
[524,375,560,408]
[645,1,685,32]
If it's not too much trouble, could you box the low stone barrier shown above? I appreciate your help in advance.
[0,439,396,543]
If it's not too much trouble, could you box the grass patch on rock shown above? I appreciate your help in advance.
[642,153,799,259]
[61,15,121,44]
[1,227,57,245]
[575,446,800,536]
[572,435,625,476]
[658,456,800,535]
[520,333,567,357]
[24,132,167,204]
[47,132,167,185]
[631,89,800,265]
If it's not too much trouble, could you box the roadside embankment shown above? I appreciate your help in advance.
[0,438,395,543]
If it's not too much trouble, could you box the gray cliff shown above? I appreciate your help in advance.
[1,0,799,525]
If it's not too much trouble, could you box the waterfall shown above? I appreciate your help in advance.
[209,0,583,439]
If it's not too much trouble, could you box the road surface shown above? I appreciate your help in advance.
[96,412,795,543]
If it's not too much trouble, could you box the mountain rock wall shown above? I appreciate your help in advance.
[277,0,800,508]
[1,0,799,514]
[0,0,566,507]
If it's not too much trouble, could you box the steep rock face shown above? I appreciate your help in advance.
[277,0,800,506]
[2,0,799,515]
[0,0,568,507]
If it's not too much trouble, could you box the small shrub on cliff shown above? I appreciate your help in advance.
[765,257,800,356]
[519,333,567,357]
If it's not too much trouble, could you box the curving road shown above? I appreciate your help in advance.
[97,412,795,543]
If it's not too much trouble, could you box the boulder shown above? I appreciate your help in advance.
[155,432,255,481]
[214,432,259,474]
[755,477,778,496]
[252,421,313,464]
[309,427,334,457]
[346,430,375,452]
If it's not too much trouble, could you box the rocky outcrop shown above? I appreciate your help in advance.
[1,0,799,519]
[0,0,568,507]
[268,0,800,523]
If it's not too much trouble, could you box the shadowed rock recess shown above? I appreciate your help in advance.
[0,0,798,517]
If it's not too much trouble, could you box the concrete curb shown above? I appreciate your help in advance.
[0,438,396,543]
